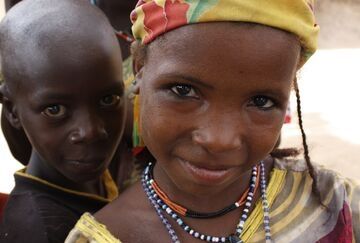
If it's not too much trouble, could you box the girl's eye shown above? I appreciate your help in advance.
[249,96,275,109]
[100,95,121,107]
[42,105,66,118]
[170,84,197,98]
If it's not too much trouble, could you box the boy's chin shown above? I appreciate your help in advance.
[62,162,107,184]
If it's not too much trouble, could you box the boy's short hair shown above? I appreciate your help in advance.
[0,0,116,94]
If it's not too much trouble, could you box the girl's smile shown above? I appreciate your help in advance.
[179,158,234,185]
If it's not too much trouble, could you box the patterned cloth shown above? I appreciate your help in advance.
[131,0,319,65]
[65,159,360,243]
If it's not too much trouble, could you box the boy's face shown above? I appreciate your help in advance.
[139,23,300,196]
[11,44,125,183]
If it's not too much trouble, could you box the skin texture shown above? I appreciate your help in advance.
[1,0,136,188]
[1,0,137,169]
[0,0,125,194]
[4,0,136,58]
[96,22,301,242]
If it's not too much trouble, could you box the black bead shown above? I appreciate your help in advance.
[228,234,242,243]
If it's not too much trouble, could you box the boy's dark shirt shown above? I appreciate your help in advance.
[0,170,118,243]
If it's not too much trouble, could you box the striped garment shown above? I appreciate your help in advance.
[65,159,360,243]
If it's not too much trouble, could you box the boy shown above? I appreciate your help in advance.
[1,0,137,189]
[0,0,126,242]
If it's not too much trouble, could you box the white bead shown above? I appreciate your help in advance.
[239,220,245,227]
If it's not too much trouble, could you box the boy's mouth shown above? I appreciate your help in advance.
[66,157,105,171]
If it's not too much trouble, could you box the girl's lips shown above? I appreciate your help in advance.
[180,159,232,184]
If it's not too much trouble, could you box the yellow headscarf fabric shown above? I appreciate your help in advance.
[131,0,319,65]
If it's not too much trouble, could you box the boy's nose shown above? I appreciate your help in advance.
[69,113,108,144]
[192,118,242,154]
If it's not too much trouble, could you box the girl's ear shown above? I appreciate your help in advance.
[131,57,144,95]
[0,88,22,130]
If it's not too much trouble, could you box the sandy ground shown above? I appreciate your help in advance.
[1,1,360,193]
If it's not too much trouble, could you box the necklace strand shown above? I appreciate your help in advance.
[142,162,272,243]
[142,170,180,243]
[149,166,260,219]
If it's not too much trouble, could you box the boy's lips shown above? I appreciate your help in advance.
[66,157,105,171]
[179,159,233,184]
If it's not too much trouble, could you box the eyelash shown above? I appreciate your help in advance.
[169,84,199,99]
[42,104,67,119]
[166,84,279,112]
[40,94,122,118]
[248,96,277,110]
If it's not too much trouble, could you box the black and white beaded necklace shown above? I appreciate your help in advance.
[141,161,272,243]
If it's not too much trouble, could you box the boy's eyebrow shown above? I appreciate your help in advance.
[30,91,75,103]
[159,73,214,89]
[30,81,124,100]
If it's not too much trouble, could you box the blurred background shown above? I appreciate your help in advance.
[1,0,360,193]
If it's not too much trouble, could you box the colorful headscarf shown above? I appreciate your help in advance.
[130,0,319,152]
[131,0,319,64]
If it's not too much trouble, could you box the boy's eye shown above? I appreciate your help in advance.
[100,95,121,106]
[249,96,275,109]
[42,105,66,118]
[170,84,197,98]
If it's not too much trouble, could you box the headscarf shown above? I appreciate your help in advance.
[131,0,319,64]
[130,0,319,152]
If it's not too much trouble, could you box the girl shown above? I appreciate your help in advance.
[67,1,360,242]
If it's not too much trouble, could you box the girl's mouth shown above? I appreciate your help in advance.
[179,159,232,185]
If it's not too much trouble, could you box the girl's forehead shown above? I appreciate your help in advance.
[149,22,300,57]
[145,23,300,83]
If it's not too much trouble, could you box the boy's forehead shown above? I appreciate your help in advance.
[0,0,122,92]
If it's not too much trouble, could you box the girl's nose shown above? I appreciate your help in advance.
[192,119,242,154]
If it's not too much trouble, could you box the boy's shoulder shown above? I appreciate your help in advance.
[0,169,109,243]
[0,176,80,243]
[0,190,48,243]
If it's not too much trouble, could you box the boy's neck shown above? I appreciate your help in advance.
[25,150,106,197]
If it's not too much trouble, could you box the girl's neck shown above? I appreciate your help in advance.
[152,158,274,213]
[26,150,105,196]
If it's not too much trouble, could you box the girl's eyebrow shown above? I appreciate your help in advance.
[158,73,214,89]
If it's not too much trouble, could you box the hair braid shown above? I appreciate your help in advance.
[293,77,322,201]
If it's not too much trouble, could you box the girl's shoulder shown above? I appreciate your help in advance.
[65,181,168,243]
[274,158,360,202]
[65,212,121,243]
[272,158,360,241]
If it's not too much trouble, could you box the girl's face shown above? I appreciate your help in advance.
[138,23,300,195]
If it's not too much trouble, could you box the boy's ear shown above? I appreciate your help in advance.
[1,93,22,130]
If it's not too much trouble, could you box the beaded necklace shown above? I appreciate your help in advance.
[142,162,272,243]
[150,167,260,219]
